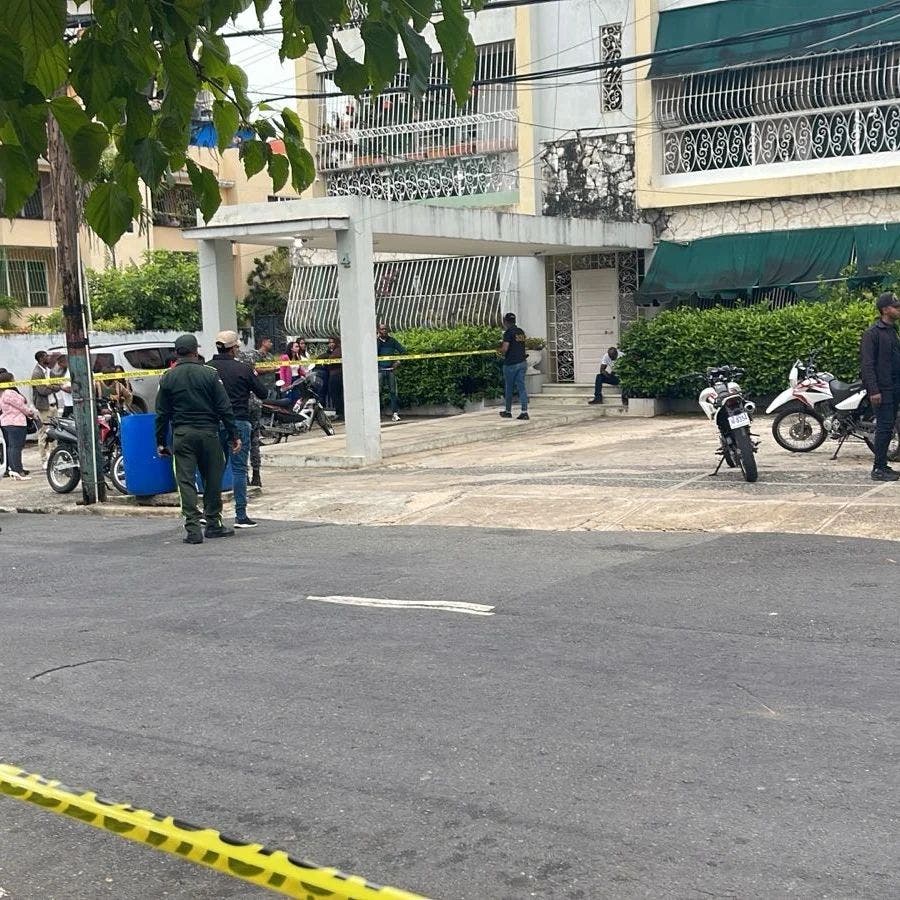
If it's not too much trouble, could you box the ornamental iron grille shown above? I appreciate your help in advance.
[546,252,640,383]
[286,255,512,338]
[600,24,623,112]
[325,153,517,201]
[317,41,516,173]
[656,43,900,174]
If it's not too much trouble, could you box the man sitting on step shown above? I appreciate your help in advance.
[589,347,622,405]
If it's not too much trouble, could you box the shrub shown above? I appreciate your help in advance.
[617,299,877,399]
[390,325,503,408]
[92,315,136,332]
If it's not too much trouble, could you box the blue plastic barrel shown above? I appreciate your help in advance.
[121,413,176,496]
[196,455,234,494]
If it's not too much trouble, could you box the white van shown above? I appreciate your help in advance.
[49,341,177,413]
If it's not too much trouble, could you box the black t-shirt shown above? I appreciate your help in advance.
[502,327,527,365]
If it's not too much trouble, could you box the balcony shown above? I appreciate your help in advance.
[152,185,197,229]
[655,43,900,175]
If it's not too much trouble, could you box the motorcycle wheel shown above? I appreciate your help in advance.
[109,451,128,495]
[258,426,283,446]
[46,446,81,494]
[316,407,335,436]
[733,426,758,483]
[771,407,826,453]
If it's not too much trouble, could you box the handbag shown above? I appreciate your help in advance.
[26,413,41,435]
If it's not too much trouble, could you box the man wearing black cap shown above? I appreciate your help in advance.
[860,291,900,482]
[155,334,241,543]
[208,330,268,529]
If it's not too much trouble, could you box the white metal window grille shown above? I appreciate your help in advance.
[656,43,900,174]
[600,24,623,112]
[0,248,53,308]
[285,255,512,337]
[316,41,516,174]
[152,185,197,228]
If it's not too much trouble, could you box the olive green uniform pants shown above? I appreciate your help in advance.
[173,425,225,534]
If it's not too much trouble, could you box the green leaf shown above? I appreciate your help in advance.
[281,107,304,139]
[70,35,120,114]
[185,158,221,224]
[130,138,169,187]
[267,152,289,193]
[279,0,310,61]
[226,63,252,117]
[0,36,25,101]
[283,134,314,195]
[212,99,240,153]
[49,96,90,143]
[8,101,48,159]
[253,0,267,28]
[123,93,153,149]
[332,39,369,97]
[29,41,67,98]
[434,0,476,107]
[70,122,109,180]
[361,22,400,95]
[398,21,433,99]
[0,144,38,218]
[253,118,277,140]
[240,139,268,178]
[0,0,65,75]
[199,31,230,82]
[403,0,435,32]
[84,182,136,246]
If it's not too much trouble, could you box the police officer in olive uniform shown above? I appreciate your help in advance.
[155,334,241,544]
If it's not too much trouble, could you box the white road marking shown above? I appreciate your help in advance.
[304,595,495,616]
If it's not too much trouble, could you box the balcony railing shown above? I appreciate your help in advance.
[662,99,900,174]
[317,110,518,171]
[152,185,197,228]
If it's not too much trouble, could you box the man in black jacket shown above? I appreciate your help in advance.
[156,334,240,543]
[208,331,269,528]
[860,291,900,481]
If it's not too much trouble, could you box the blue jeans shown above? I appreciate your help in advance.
[503,361,528,412]
[221,419,252,518]
[379,368,399,414]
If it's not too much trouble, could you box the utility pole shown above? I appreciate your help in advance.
[47,109,105,505]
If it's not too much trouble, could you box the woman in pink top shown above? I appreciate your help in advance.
[0,372,36,480]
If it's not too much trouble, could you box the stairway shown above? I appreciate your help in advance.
[528,382,627,415]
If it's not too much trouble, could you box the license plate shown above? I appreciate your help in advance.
[728,412,750,429]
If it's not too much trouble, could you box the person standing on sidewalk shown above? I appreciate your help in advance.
[208,330,268,529]
[588,347,622,405]
[240,336,275,488]
[155,334,240,544]
[377,323,405,422]
[860,291,900,482]
[0,372,37,481]
[499,312,529,421]
[30,350,60,469]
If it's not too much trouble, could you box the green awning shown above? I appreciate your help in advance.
[638,224,900,302]
[649,0,900,78]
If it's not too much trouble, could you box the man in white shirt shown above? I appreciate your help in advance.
[50,353,74,417]
[588,346,621,404]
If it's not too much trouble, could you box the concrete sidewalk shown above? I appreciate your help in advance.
[3,410,899,541]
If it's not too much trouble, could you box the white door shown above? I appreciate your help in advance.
[572,268,618,384]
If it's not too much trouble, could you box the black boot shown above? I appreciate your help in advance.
[250,468,262,488]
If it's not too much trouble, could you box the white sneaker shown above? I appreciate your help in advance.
[9,471,31,481]
[392,413,401,422]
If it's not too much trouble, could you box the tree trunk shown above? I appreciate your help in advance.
[47,111,106,504]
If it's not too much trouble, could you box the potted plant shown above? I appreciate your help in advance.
[524,336,545,371]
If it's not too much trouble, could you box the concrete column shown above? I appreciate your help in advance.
[336,222,381,463]
[198,239,237,346]
[513,256,548,339]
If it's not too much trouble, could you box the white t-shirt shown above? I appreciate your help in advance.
[600,352,620,373]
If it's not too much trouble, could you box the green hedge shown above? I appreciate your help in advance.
[389,326,504,408]
[617,299,875,399]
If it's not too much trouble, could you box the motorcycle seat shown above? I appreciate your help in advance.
[829,379,864,402]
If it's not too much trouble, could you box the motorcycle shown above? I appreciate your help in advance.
[45,403,128,495]
[692,365,759,482]
[765,351,900,460]
[259,369,335,445]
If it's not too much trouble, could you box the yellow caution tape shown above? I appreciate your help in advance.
[1,349,502,389]
[0,762,427,900]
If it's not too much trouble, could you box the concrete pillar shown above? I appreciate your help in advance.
[336,222,381,463]
[512,257,548,338]
[198,239,237,345]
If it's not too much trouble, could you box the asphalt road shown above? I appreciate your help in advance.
[0,514,897,899]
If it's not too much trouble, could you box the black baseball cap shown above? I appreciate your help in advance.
[174,334,199,355]
[876,292,900,310]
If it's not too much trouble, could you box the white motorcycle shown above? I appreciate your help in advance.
[766,351,899,460]
[692,365,759,482]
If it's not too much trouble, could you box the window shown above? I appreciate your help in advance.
[0,256,50,307]
[92,353,115,372]
[124,348,169,370]
[600,24,623,112]
[152,185,198,228]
